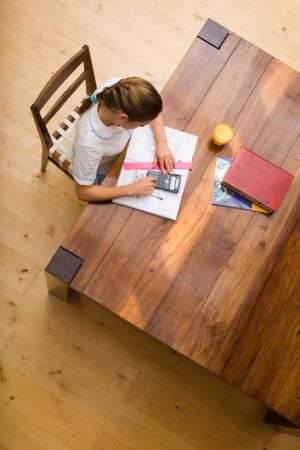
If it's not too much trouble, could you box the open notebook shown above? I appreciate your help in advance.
[113,126,198,220]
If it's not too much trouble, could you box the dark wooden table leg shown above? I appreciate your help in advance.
[263,410,300,436]
[45,247,83,302]
[197,18,229,49]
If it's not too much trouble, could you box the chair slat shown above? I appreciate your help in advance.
[43,70,89,124]
[34,45,96,109]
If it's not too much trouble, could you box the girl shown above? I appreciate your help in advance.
[73,76,176,201]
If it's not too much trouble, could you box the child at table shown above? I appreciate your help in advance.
[73,76,176,201]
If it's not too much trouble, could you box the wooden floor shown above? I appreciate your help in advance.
[0,1,300,449]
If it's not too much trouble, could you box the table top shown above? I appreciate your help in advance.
[62,23,300,425]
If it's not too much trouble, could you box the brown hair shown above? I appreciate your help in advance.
[80,77,162,121]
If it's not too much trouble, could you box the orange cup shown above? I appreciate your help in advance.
[213,123,233,146]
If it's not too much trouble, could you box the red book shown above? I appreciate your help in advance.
[221,147,294,213]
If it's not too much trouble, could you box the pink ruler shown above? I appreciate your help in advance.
[124,161,192,170]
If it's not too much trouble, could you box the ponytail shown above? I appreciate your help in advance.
[79,96,93,114]
[80,77,162,121]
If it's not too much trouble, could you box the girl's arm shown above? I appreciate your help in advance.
[150,112,176,173]
[75,176,156,202]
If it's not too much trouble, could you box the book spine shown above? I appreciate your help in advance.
[221,181,273,213]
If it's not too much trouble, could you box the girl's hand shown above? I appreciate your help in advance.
[153,142,176,174]
[129,176,156,196]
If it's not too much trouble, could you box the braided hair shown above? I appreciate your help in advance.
[80,77,162,121]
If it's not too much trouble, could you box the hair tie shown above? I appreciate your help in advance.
[90,93,98,104]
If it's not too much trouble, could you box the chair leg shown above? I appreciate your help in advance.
[41,147,49,171]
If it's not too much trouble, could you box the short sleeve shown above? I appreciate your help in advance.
[72,142,103,185]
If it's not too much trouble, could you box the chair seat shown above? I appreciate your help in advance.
[49,109,80,175]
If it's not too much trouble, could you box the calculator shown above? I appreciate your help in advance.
[146,170,181,193]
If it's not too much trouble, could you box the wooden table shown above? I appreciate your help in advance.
[46,20,300,428]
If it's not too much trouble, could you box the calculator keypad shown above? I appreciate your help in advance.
[147,171,181,193]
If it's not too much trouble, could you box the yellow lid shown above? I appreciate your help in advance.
[214,123,233,141]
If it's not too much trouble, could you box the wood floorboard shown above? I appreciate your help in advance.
[1,0,300,448]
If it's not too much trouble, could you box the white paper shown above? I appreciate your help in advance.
[124,125,198,163]
[113,126,198,221]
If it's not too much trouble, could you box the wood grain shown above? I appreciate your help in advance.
[175,73,300,366]
[62,33,300,426]
[218,138,300,425]
[82,37,271,309]
[161,32,240,129]
[222,217,300,425]
[120,40,274,328]
[146,67,300,352]
[3,0,300,447]
[67,31,240,297]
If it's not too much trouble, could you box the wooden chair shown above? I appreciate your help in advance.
[31,45,97,176]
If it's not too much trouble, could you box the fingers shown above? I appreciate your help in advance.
[166,154,176,173]
[157,156,166,173]
[157,154,175,174]
[148,176,157,191]
[142,182,155,195]
[132,176,156,196]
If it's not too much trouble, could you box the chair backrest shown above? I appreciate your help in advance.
[31,45,97,173]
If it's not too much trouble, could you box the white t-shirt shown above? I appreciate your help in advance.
[72,77,133,185]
